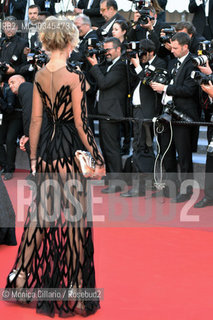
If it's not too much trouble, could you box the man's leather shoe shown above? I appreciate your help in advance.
[171,192,192,203]
[0,168,6,176]
[3,172,13,181]
[194,197,213,208]
[101,186,123,194]
[120,188,145,197]
[152,186,178,198]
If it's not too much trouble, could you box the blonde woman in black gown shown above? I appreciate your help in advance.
[5,16,105,317]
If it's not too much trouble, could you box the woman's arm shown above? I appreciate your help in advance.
[71,73,105,168]
[29,82,43,172]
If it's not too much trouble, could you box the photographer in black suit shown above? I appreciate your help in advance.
[189,0,213,40]
[2,0,27,20]
[34,0,55,15]
[193,62,213,208]
[0,74,22,180]
[0,16,28,82]
[97,0,126,40]
[121,39,166,197]
[74,0,105,28]
[72,14,99,131]
[87,37,128,193]
[8,75,33,157]
[127,5,168,53]
[151,32,200,202]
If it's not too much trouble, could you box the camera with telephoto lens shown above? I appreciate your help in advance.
[36,51,49,68]
[142,65,170,85]
[160,27,176,44]
[27,47,49,70]
[191,70,213,85]
[84,38,107,58]
[137,7,155,25]
[0,61,9,73]
[128,0,151,9]
[128,0,154,25]
[192,40,213,66]
[0,54,18,74]
[157,101,194,123]
[122,41,147,59]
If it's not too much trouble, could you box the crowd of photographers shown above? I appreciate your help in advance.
[0,0,213,207]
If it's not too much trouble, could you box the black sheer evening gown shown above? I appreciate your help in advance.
[0,176,17,246]
[5,65,104,317]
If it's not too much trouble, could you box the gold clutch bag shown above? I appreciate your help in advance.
[75,150,95,177]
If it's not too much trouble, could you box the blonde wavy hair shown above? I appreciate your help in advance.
[39,16,79,51]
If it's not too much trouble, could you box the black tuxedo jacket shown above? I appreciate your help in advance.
[77,0,105,27]
[0,34,28,81]
[34,0,55,14]
[127,20,168,53]
[132,56,167,119]
[97,12,126,40]
[3,0,27,20]
[72,29,99,62]
[89,58,128,117]
[189,0,213,36]
[71,30,99,94]
[166,53,200,121]
[18,82,33,137]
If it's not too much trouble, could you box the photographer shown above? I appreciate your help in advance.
[159,21,206,60]
[189,0,213,40]
[127,5,168,53]
[74,0,105,28]
[121,39,167,197]
[192,62,213,207]
[98,0,126,40]
[150,32,200,202]
[71,14,99,132]
[87,37,128,193]
[0,16,28,82]
[0,74,23,180]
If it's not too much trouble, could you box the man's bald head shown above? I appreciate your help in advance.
[8,75,26,94]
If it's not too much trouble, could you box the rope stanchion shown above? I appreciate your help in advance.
[88,114,213,127]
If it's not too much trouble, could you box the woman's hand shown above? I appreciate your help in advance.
[93,165,106,180]
[30,159,37,176]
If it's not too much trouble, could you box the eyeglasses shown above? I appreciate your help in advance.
[105,47,116,51]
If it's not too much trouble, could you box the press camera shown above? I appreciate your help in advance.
[191,70,213,85]
[192,40,213,67]
[128,0,154,25]
[142,65,170,85]
[66,58,84,72]
[157,101,194,123]
[84,38,107,58]
[160,27,176,44]
[0,55,18,74]
[122,41,147,59]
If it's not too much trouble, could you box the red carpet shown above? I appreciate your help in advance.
[1,171,213,320]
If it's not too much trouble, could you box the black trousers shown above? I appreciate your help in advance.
[0,111,23,172]
[159,124,194,191]
[99,120,122,176]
